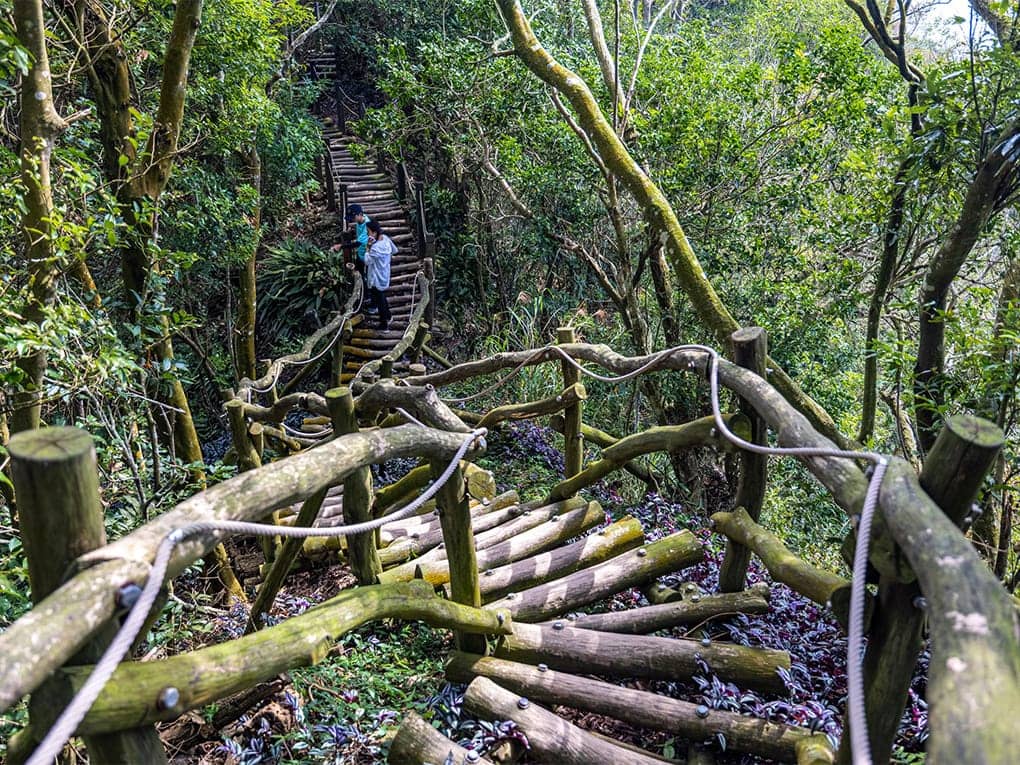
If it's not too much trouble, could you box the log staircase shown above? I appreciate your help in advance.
[320,129,429,383]
[276,477,831,763]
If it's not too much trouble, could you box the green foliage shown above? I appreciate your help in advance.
[257,238,347,344]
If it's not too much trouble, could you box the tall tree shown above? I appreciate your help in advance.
[10,0,67,433]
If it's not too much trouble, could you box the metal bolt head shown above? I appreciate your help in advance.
[552,620,565,630]
[156,686,180,712]
[537,663,548,672]
[695,704,710,719]
[497,613,505,625]
[912,596,928,611]
[517,697,530,709]
[656,583,666,592]
[523,510,531,516]
[701,637,711,647]
[438,543,444,549]
[466,751,481,763]
[550,515,559,522]
[484,569,494,576]
[637,548,647,557]
[690,594,701,603]
[116,583,143,611]
[506,593,516,600]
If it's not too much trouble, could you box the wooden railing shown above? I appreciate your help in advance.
[1,328,1015,765]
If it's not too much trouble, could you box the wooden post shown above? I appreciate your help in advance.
[322,147,336,213]
[719,327,768,592]
[396,162,409,204]
[8,428,167,764]
[430,457,486,654]
[836,415,1004,765]
[338,183,348,221]
[327,388,382,584]
[227,399,278,562]
[557,327,583,479]
[423,257,436,330]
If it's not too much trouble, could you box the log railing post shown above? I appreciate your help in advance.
[227,399,279,563]
[430,457,486,654]
[718,327,768,592]
[322,145,336,213]
[557,326,583,480]
[8,428,167,764]
[423,257,436,330]
[338,182,348,220]
[327,388,382,584]
[836,414,1004,765]
[396,162,409,204]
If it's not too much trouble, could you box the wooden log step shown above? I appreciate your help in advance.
[380,497,587,580]
[548,583,772,635]
[463,676,663,765]
[485,531,703,622]
[378,495,509,548]
[470,516,646,602]
[388,710,493,765]
[404,502,612,588]
[343,346,390,360]
[449,656,826,762]
[495,620,791,694]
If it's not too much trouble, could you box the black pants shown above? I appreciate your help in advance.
[368,286,390,328]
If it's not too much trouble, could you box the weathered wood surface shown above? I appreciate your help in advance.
[719,327,769,592]
[0,425,485,712]
[403,343,869,515]
[711,508,847,607]
[485,530,702,621]
[403,501,606,587]
[432,458,486,653]
[463,676,663,765]
[558,326,584,478]
[549,413,660,488]
[9,427,168,762]
[546,414,750,502]
[380,497,585,578]
[329,387,382,584]
[559,583,771,634]
[387,710,493,765]
[379,488,515,542]
[355,378,471,433]
[473,515,644,601]
[449,654,824,761]
[838,415,1005,765]
[237,276,362,399]
[44,582,511,735]
[495,622,789,694]
[477,382,587,430]
[869,458,1020,765]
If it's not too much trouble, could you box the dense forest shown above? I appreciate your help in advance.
[1,0,1019,763]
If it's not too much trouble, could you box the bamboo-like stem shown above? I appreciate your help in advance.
[402,501,606,587]
[558,326,584,478]
[477,382,587,429]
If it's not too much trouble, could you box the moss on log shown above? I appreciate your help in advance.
[44,582,511,735]
[485,531,702,621]
[495,621,789,694]
[874,458,1020,765]
[546,415,749,503]
[473,515,645,601]
[405,501,606,587]
[449,653,819,760]
[477,382,587,430]
[387,710,493,765]
[558,327,584,479]
[463,676,663,765]
[561,583,771,634]
[549,414,661,488]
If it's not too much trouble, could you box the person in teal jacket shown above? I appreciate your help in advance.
[346,203,371,275]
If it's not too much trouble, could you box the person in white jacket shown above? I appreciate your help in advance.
[364,219,397,330]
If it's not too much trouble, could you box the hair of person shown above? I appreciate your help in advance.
[367,220,383,235]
